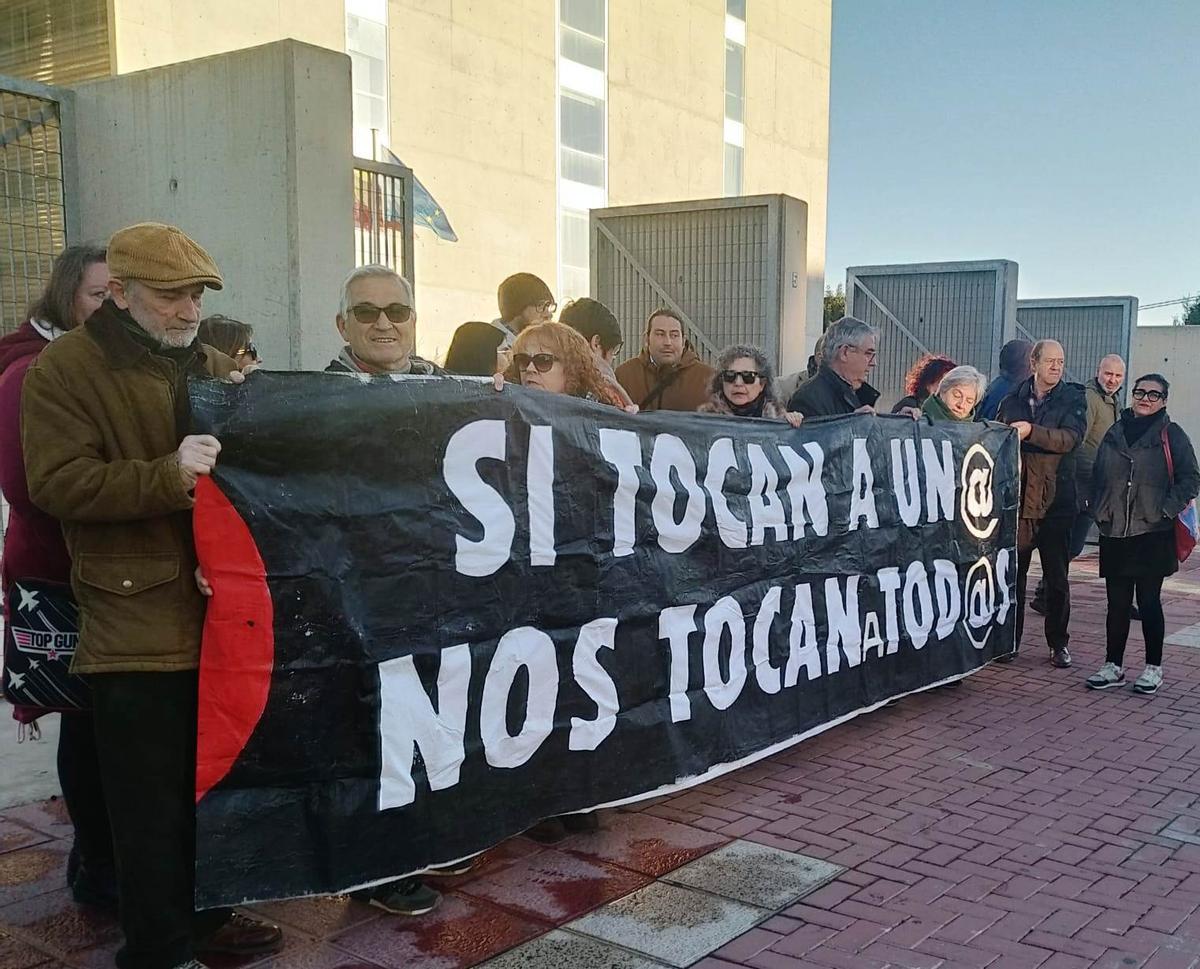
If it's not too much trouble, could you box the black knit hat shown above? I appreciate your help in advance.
[498,272,554,322]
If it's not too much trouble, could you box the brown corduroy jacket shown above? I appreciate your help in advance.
[614,347,715,413]
[21,303,237,674]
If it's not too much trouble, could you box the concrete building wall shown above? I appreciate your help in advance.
[108,0,344,74]
[607,0,831,347]
[101,1,832,363]
[71,41,355,370]
[1131,326,1200,439]
[389,1,559,360]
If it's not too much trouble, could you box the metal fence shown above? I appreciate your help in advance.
[352,157,415,287]
[1016,297,1136,393]
[1,76,76,335]
[846,261,1019,408]
[590,195,810,371]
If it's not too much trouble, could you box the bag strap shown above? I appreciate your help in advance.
[1162,423,1176,483]
[640,366,684,410]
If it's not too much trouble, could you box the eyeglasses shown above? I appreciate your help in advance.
[1132,388,1166,402]
[350,302,412,325]
[513,352,559,373]
[233,343,259,360]
[853,347,877,361]
[536,300,557,315]
[722,370,762,385]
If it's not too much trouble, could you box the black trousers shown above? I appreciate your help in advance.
[1106,575,1166,667]
[57,710,114,879]
[89,671,229,969]
[1016,517,1072,652]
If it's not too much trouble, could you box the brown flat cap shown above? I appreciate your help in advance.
[107,222,223,290]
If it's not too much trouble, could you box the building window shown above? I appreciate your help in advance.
[723,143,744,198]
[561,0,605,70]
[723,2,746,196]
[346,0,389,158]
[557,0,607,302]
[559,208,590,305]
[560,92,605,186]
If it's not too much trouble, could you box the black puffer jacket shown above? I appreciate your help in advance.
[787,365,880,418]
[1091,410,1200,540]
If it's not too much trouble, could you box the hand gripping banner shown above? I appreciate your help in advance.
[189,373,1019,907]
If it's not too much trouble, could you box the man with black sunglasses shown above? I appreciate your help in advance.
[325,264,451,915]
[327,265,442,377]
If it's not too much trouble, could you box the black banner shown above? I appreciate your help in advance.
[189,373,1019,907]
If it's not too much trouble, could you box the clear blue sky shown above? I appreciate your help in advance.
[825,0,1200,325]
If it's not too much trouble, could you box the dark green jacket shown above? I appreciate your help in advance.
[921,394,971,422]
[1091,410,1200,540]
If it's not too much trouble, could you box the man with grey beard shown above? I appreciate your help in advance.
[22,223,282,969]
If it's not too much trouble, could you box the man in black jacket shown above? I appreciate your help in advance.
[787,317,882,416]
[996,340,1087,668]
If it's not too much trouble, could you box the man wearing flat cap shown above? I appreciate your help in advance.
[22,223,282,969]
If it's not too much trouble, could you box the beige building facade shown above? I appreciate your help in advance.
[3,0,831,361]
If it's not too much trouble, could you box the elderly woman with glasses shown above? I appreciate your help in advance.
[922,365,987,422]
[1084,374,1200,697]
[697,345,803,427]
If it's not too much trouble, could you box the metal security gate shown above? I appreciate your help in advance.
[352,157,415,287]
[846,260,1018,408]
[1016,297,1136,393]
[591,195,811,372]
[1,75,77,335]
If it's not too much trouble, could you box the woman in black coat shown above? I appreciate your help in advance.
[1086,374,1200,695]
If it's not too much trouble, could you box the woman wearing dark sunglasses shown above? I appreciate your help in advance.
[1086,374,1200,696]
[697,344,803,428]
[198,314,260,371]
[495,322,634,411]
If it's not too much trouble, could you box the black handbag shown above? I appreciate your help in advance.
[2,577,89,711]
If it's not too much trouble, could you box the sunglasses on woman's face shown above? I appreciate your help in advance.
[1132,388,1166,402]
[722,369,762,385]
[514,352,559,373]
[351,302,412,325]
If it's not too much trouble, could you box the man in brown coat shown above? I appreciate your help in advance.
[22,223,282,969]
[615,308,714,412]
[996,339,1087,669]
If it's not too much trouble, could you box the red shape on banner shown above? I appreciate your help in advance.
[194,477,275,803]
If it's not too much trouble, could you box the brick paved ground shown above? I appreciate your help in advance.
[3,550,1200,968]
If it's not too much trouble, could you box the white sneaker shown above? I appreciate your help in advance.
[171,961,210,969]
[1085,662,1124,690]
[1132,665,1163,695]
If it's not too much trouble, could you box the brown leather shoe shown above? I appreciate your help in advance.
[195,912,283,957]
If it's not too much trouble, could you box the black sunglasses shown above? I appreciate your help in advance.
[722,369,762,385]
[351,302,412,325]
[513,352,559,373]
[1132,388,1166,402]
[233,342,259,360]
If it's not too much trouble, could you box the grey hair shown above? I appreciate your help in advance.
[337,264,414,320]
[937,365,987,402]
[822,316,877,364]
[709,344,778,399]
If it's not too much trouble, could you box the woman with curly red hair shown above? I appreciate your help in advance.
[892,354,957,414]
[499,322,635,411]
